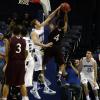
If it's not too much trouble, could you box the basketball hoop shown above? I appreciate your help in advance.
[18,0,29,5]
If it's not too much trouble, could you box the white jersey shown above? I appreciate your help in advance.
[81,57,96,73]
[31,27,44,50]
[30,27,44,71]
[80,57,99,90]
[23,36,34,60]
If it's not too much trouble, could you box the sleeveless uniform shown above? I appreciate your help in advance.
[48,27,63,46]
[0,40,5,82]
[43,27,65,66]
[80,57,99,90]
[31,27,44,71]
[23,37,34,87]
[5,36,26,86]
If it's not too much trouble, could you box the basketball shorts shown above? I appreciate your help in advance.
[80,72,99,90]
[33,49,43,71]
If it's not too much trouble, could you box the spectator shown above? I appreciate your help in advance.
[0,33,8,98]
[61,59,82,100]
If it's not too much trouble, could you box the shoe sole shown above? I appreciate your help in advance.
[43,91,56,95]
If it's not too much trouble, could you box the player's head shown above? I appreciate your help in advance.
[31,19,41,28]
[13,25,22,36]
[0,32,4,40]
[86,50,92,59]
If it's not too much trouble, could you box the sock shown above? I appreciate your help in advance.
[58,71,62,79]
[33,81,37,90]
[86,95,90,100]
[2,98,7,100]
[95,96,99,100]
[22,96,29,100]
[58,71,62,75]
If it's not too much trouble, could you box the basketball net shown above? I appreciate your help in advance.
[40,0,51,16]
[18,0,29,5]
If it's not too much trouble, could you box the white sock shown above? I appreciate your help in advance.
[86,95,90,100]
[95,96,99,100]
[22,96,29,100]
[58,71,62,75]
[33,81,37,90]
[2,98,7,100]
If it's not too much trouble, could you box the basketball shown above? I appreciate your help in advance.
[60,3,71,13]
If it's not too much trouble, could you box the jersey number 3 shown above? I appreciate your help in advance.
[16,43,21,53]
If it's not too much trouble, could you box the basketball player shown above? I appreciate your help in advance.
[2,25,29,100]
[21,27,34,87]
[43,10,68,85]
[0,33,8,98]
[80,50,99,100]
[30,5,61,99]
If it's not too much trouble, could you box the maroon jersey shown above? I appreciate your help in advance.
[5,36,26,85]
[9,36,26,61]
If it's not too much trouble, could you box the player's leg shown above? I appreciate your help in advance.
[30,70,41,99]
[59,64,67,77]
[20,84,29,100]
[80,73,90,100]
[30,50,42,99]
[37,50,56,95]
[2,84,9,100]
[83,83,90,100]
[55,49,67,85]
[93,89,99,100]
[89,79,99,100]
[17,61,29,100]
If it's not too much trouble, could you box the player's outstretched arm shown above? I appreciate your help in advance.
[63,12,68,33]
[41,5,61,27]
